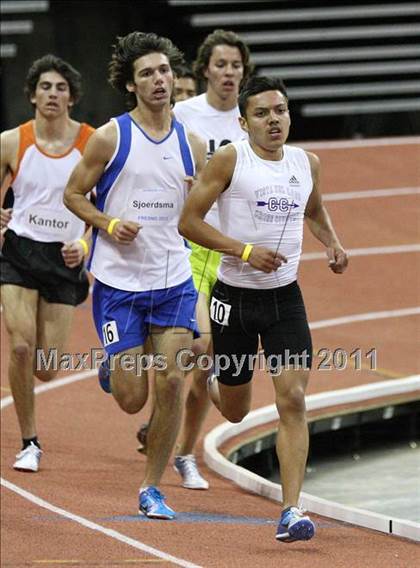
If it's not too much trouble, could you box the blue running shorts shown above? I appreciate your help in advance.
[92,277,199,356]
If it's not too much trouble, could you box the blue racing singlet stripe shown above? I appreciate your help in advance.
[174,119,195,177]
[88,113,131,269]
[96,113,131,212]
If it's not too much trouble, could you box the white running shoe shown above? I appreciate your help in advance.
[174,454,209,490]
[13,442,42,472]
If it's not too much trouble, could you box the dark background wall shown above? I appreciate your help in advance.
[2,0,419,140]
[1,0,194,129]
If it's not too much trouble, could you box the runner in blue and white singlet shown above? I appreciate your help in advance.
[89,112,194,293]
[63,33,207,520]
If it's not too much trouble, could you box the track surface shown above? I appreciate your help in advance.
[1,138,419,567]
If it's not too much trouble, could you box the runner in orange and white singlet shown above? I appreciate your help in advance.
[0,54,94,473]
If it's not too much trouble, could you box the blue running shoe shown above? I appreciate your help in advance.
[98,359,111,393]
[139,486,175,519]
[276,507,315,542]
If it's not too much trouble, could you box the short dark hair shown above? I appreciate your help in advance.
[193,29,253,88]
[173,63,196,81]
[238,75,288,117]
[24,54,82,105]
[108,31,185,109]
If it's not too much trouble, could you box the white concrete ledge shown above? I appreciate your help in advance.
[204,375,420,541]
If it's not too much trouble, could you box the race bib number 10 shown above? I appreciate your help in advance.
[210,297,231,326]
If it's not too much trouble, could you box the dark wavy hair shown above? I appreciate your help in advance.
[24,54,82,105]
[238,76,288,117]
[108,31,185,109]
[173,63,196,81]
[193,29,253,89]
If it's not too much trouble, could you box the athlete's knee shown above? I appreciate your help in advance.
[120,400,143,414]
[191,365,211,389]
[115,391,145,414]
[10,340,34,364]
[220,389,250,422]
[34,368,58,382]
[164,370,184,393]
[157,371,183,403]
[192,336,211,358]
[277,385,306,417]
[221,406,248,423]
[111,374,148,414]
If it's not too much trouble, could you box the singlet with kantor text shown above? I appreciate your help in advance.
[218,140,313,289]
[174,93,246,230]
[88,113,195,292]
[8,120,93,243]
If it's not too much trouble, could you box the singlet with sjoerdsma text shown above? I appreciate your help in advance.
[88,113,195,292]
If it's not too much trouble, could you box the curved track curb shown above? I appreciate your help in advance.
[204,375,420,542]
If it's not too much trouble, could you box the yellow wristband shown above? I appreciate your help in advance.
[241,243,253,262]
[107,217,120,236]
[77,238,89,256]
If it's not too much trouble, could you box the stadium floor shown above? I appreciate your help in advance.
[1,137,419,567]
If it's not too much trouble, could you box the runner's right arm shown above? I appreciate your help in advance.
[64,122,140,244]
[179,144,286,273]
[0,128,18,230]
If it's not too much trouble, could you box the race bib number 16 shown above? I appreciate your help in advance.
[210,297,231,326]
[102,321,119,346]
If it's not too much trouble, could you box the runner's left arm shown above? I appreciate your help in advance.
[304,151,348,274]
[61,225,93,268]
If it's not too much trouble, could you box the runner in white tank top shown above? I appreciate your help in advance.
[7,120,91,243]
[0,55,94,474]
[64,32,207,519]
[179,76,348,543]
[217,140,313,288]
[163,31,254,490]
[175,92,246,230]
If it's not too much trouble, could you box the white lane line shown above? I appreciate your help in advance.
[1,307,419,558]
[0,480,202,568]
[1,369,97,410]
[1,370,201,568]
[323,186,420,201]
[298,136,420,149]
[302,243,420,261]
[310,306,420,330]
